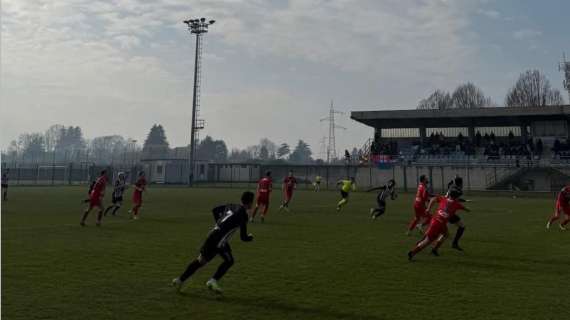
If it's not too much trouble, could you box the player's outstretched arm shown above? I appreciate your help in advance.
[391,190,398,200]
[426,197,438,213]
[366,186,382,192]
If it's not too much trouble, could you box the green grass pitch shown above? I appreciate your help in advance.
[1,186,568,320]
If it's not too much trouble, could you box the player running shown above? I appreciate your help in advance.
[279,171,297,212]
[407,188,470,260]
[407,175,432,235]
[172,191,255,294]
[80,170,108,227]
[129,171,147,220]
[446,175,470,250]
[251,171,272,223]
[314,175,322,192]
[367,179,397,220]
[546,185,570,230]
[336,177,356,212]
[104,172,127,216]
[82,179,96,204]
[2,169,9,202]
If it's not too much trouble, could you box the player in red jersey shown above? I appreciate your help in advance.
[407,175,432,235]
[130,171,147,220]
[546,186,570,230]
[279,171,297,212]
[80,170,108,226]
[251,171,272,223]
[408,188,470,260]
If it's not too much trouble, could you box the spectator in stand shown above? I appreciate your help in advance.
[536,139,543,157]
[475,131,482,147]
[553,139,561,155]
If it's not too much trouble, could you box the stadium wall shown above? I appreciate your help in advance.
[3,162,567,192]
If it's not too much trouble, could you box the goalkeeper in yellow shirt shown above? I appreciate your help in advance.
[336,177,356,212]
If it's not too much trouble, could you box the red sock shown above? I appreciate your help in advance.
[412,237,431,254]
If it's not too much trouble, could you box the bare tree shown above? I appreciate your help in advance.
[452,82,492,108]
[417,90,453,110]
[505,69,565,107]
[258,138,277,159]
[44,124,65,152]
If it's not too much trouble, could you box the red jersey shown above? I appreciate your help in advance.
[556,187,570,208]
[283,176,297,190]
[134,177,147,195]
[432,196,465,224]
[258,177,272,194]
[91,175,107,197]
[414,183,429,208]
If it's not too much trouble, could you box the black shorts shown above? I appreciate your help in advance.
[377,199,386,210]
[199,236,232,262]
[112,196,123,204]
[449,215,461,224]
[1,184,7,189]
[316,181,321,185]
[340,190,349,198]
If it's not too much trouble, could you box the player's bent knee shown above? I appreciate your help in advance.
[197,255,208,265]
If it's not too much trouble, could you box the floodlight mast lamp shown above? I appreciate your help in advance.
[183,18,215,186]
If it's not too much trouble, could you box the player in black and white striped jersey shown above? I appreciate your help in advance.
[104,172,127,216]
[172,191,255,294]
[368,179,397,220]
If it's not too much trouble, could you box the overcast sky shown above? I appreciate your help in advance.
[2,0,569,158]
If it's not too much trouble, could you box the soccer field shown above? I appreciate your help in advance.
[1,187,568,320]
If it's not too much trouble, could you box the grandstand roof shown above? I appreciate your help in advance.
[351,105,570,128]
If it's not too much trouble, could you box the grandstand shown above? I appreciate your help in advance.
[351,105,570,191]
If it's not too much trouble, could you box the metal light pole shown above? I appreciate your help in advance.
[183,17,215,186]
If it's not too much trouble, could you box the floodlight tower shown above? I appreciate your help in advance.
[320,100,345,163]
[183,17,215,185]
[560,52,570,102]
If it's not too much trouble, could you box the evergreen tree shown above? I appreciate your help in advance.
[142,124,170,158]
[289,140,312,163]
[277,143,290,159]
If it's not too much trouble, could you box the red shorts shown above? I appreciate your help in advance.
[425,219,447,241]
[257,192,269,205]
[414,205,428,218]
[285,189,294,200]
[555,202,570,216]
[89,195,102,207]
[133,193,142,206]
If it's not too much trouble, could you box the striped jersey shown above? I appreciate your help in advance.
[113,179,127,198]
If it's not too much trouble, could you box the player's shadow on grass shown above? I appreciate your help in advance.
[181,292,385,320]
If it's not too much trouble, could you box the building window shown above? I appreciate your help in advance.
[156,165,163,174]
[380,128,420,138]
[475,126,521,137]
[426,127,468,137]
